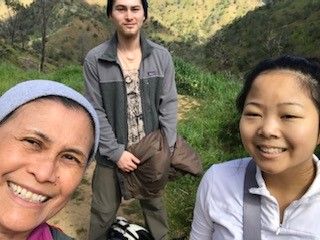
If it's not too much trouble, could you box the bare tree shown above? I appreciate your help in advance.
[38,0,58,72]
[3,0,24,46]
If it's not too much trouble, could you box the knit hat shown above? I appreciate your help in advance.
[106,0,148,19]
[0,80,100,162]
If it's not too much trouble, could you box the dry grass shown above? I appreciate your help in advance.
[85,0,105,6]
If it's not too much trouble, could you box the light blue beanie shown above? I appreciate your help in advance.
[0,80,100,162]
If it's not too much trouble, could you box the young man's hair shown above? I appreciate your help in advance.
[106,0,148,19]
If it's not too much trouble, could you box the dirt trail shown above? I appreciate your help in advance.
[48,95,199,239]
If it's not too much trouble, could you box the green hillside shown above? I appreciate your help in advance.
[1,0,319,75]
[0,0,265,69]
[202,0,320,73]
[149,0,262,42]
[1,0,263,43]
[0,0,174,66]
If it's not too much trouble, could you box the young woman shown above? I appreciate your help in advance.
[0,80,99,240]
[190,55,320,239]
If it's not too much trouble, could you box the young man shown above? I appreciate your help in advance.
[83,0,178,239]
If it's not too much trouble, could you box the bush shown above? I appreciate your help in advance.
[0,62,83,93]
[167,58,244,237]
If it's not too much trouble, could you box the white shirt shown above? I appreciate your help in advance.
[190,155,320,240]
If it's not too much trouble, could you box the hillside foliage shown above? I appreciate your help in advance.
[1,0,319,74]
[202,0,320,73]
[149,0,262,42]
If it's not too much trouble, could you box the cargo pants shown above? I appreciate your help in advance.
[88,164,168,240]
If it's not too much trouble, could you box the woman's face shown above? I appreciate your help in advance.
[0,99,94,237]
[239,70,320,176]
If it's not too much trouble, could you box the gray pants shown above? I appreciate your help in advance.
[89,164,168,240]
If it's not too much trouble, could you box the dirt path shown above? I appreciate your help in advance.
[48,95,199,239]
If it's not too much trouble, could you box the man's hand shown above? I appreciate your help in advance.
[116,151,140,172]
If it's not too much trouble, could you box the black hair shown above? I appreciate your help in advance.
[236,55,320,113]
[106,0,148,19]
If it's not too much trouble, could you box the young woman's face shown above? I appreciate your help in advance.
[111,0,145,38]
[240,70,320,175]
[0,99,94,237]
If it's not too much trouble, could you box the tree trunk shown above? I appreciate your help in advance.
[39,0,47,72]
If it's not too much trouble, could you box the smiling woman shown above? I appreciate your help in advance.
[190,55,320,239]
[0,80,99,240]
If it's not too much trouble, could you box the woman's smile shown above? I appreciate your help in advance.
[8,181,49,204]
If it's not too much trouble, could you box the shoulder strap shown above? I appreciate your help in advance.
[243,159,261,240]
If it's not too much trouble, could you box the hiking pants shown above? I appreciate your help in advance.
[88,164,168,240]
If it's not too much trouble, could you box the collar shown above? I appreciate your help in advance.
[250,154,320,198]
[27,223,53,240]
[99,32,153,62]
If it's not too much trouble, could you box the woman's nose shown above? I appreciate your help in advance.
[257,117,280,139]
[27,156,58,183]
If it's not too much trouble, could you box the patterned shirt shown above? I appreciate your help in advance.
[123,68,145,146]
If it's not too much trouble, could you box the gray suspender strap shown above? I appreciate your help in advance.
[243,159,261,240]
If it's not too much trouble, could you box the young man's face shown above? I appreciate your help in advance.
[111,0,145,39]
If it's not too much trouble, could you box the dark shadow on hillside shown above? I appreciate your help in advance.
[168,0,320,75]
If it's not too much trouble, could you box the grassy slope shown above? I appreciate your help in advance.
[149,0,262,41]
[203,0,320,73]
[164,58,243,237]
[2,0,263,41]
[0,0,174,65]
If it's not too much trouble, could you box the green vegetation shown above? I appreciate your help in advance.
[149,0,262,42]
[203,0,320,73]
[166,59,244,238]
[0,62,83,94]
[1,0,263,67]
[4,0,319,75]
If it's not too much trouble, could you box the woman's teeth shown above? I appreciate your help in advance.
[259,146,285,154]
[8,182,48,203]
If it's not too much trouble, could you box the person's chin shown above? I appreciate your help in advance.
[121,29,139,37]
[0,212,44,235]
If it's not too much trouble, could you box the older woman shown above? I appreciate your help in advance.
[0,80,99,240]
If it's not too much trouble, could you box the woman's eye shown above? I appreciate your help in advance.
[282,114,298,119]
[243,112,261,117]
[23,138,41,148]
[63,154,82,165]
